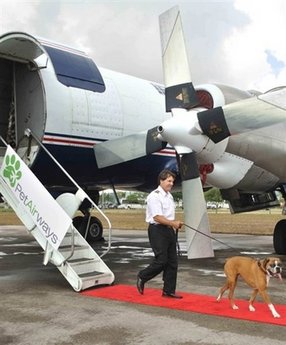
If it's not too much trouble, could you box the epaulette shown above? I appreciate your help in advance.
[154,190,160,193]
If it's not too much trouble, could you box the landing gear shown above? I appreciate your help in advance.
[86,216,104,242]
[72,191,104,243]
[273,219,286,254]
[73,214,104,243]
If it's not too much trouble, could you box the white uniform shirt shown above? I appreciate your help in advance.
[145,185,175,224]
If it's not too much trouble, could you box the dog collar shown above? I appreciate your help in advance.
[257,260,270,275]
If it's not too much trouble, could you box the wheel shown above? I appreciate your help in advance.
[86,216,103,242]
[73,215,84,231]
[72,216,103,242]
[273,219,286,254]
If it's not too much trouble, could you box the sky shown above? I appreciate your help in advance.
[1,0,286,92]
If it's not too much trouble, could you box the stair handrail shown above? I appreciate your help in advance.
[56,224,76,266]
[0,135,8,147]
[23,129,113,257]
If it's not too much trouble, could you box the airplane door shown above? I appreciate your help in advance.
[14,62,46,144]
[0,32,46,150]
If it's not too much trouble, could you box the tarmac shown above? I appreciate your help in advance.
[1,225,286,345]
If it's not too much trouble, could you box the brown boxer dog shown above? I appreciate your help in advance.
[216,256,282,318]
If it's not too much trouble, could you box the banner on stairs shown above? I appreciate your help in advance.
[0,145,72,249]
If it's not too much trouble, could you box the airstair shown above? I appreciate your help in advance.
[0,131,115,291]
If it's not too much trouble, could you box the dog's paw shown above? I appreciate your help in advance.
[269,304,280,318]
[249,305,255,312]
[216,295,221,302]
[232,304,239,310]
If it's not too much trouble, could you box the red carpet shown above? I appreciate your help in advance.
[81,284,286,326]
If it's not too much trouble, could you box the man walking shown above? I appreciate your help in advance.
[137,169,183,298]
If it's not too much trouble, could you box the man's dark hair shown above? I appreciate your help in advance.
[158,169,176,184]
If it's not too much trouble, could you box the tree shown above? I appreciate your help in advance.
[172,192,182,202]
[204,188,223,202]
[126,192,147,204]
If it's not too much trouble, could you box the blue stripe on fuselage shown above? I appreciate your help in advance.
[31,140,178,193]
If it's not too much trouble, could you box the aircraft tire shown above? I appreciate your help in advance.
[73,216,84,232]
[72,216,103,242]
[273,219,286,254]
[86,217,104,242]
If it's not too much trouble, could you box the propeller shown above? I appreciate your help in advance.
[94,6,286,259]
[158,6,286,258]
[158,5,286,258]
[159,6,213,259]
[94,127,167,169]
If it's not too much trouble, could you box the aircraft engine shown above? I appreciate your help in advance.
[195,83,256,109]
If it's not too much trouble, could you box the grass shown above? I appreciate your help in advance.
[1,207,284,235]
[102,209,284,235]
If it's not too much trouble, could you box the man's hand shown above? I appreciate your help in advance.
[153,215,183,230]
[170,220,183,230]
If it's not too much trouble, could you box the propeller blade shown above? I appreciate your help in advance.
[198,88,286,143]
[94,127,167,168]
[179,152,214,259]
[160,7,213,259]
[159,6,199,111]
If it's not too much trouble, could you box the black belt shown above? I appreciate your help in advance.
[149,223,172,229]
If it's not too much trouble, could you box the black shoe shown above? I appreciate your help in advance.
[162,292,183,299]
[136,276,144,295]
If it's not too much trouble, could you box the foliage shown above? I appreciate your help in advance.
[126,192,147,204]
[100,188,223,205]
[204,188,223,202]
[172,192,182,202]
[172,189,223,203]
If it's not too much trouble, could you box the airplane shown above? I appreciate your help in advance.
[1,6,286,259]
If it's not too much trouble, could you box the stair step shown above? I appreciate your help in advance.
[59,244,90,251]
[68,257,95,264]
[80,271,114,291]
[68,257,102,275]
[64,231,80,237]
[78,271,104,279]
[58,244,93,262]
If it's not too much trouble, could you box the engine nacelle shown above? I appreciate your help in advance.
[195,83,257,109]
[221,188,280,214]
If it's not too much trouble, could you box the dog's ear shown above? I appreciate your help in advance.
[263,258,270,269]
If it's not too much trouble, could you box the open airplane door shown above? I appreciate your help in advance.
[0,32,46,164]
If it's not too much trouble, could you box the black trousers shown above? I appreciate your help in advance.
[138,224,178,293]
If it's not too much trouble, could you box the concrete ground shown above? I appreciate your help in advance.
[1,225,286,345]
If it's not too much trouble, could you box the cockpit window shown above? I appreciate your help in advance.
[43,45,105,92]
